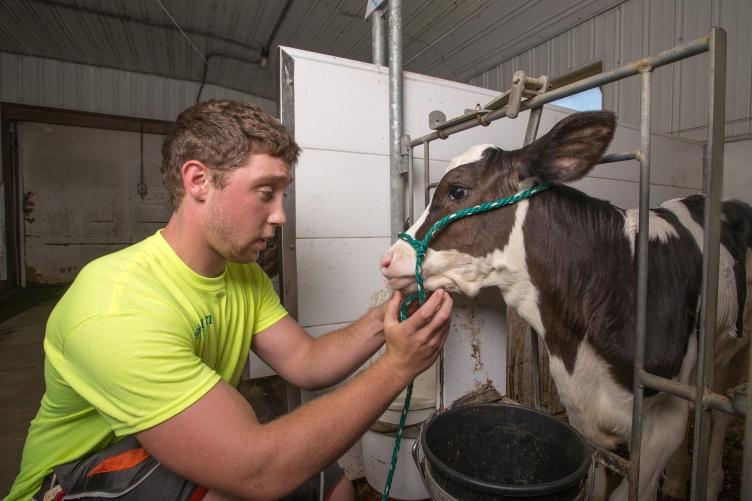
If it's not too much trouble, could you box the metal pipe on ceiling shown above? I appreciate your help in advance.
[28,0,263,55]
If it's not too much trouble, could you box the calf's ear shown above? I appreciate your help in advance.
[514,111,616,183]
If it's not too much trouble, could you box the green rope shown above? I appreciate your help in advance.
[380,183,549,500]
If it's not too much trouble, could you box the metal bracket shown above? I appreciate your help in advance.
[428,70,551,132]
[399,134,411,174]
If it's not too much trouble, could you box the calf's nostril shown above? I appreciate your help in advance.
[380,253,392,271]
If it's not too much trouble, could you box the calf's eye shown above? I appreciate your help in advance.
[448,185,468,201]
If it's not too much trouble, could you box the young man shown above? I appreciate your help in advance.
[6,100,453,501]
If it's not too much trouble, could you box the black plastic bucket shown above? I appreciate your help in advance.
[420,404,591,500]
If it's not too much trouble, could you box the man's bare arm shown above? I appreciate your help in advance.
[136,290,452,500]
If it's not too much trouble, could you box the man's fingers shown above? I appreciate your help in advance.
[384,290,402,327]
[404,289,445,330]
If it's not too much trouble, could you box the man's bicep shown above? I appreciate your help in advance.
[251,315,315,385]
[136,379,266,495]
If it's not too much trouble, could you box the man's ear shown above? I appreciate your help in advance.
[513,111,616,184]
[181,160,211,201]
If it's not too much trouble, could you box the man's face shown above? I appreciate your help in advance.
[203,152,292,264]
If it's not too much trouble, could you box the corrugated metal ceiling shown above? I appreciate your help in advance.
[0,0,626,101]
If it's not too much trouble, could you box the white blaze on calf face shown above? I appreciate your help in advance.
[380,143,544,333]
[380,144,496,291]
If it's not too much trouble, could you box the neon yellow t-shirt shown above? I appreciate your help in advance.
[6,230,288,501]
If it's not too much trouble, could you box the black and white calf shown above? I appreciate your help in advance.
[380,112,751,501]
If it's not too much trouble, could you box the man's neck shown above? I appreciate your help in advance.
[162,211,226,278]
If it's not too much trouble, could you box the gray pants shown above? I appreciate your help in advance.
[34,436,345,500]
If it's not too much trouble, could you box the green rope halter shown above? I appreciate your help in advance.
[380,182,549,500]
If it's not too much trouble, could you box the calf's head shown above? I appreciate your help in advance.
[380,111,616,296]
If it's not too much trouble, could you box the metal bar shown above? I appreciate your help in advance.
[423,141,431,207]
[629,67,653,501]
[371,6,385,66]
[523,106,545,411]
[594,447,632,478]
[524,107,544,146]
[529,329,542,410]
[407,137,414,227]
[690,26,726,501]
[278,48,301,412]
[408,34,710,148]
[389,0,404,240]
[639,370,740,416]
[601,151,638,163]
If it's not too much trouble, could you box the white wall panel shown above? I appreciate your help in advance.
[295,237,391,328]
[293,56,389,155]
[541,105,703,190]
[723,139,752,205]
[295,149,390,239]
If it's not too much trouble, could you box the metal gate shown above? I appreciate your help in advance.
[400,27,749,501]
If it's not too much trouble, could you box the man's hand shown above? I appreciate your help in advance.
[381,289,452,384]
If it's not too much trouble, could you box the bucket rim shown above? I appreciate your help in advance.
[420,403,593,497]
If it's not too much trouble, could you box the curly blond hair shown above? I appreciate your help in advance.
[161,99,300,208]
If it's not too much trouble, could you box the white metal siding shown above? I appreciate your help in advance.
[0,51,275,281]
[0,51,276,121]
[467,0,752,141]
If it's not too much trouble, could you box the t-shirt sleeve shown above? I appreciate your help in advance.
[51,312,221,437]
[249,264,288,334]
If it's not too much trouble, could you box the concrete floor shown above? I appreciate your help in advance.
[0,288,61,496]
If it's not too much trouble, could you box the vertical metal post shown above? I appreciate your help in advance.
[407,138,414,226]
[423,141,431,206]
[278,48,301,411]
[690,26,726,501]
[743,355,752,499]
[523,106,545,410]
[371,6,385,66]
[389,0,404,240]
[629,66,652,501]
[524,107,544,145]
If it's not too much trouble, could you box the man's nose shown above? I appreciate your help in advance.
[269,198,287,226]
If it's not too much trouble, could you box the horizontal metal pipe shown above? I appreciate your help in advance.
[601,151,638,163]
[593,446,632,478]
[409,35,710,148]
[640,370,740,416]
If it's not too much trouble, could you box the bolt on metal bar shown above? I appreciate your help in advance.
[408,34,710,148]
[690,26,727,501]
[628,67,653,501]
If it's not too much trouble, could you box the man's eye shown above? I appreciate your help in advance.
[448,185,468,201]
[259,190,274,201]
